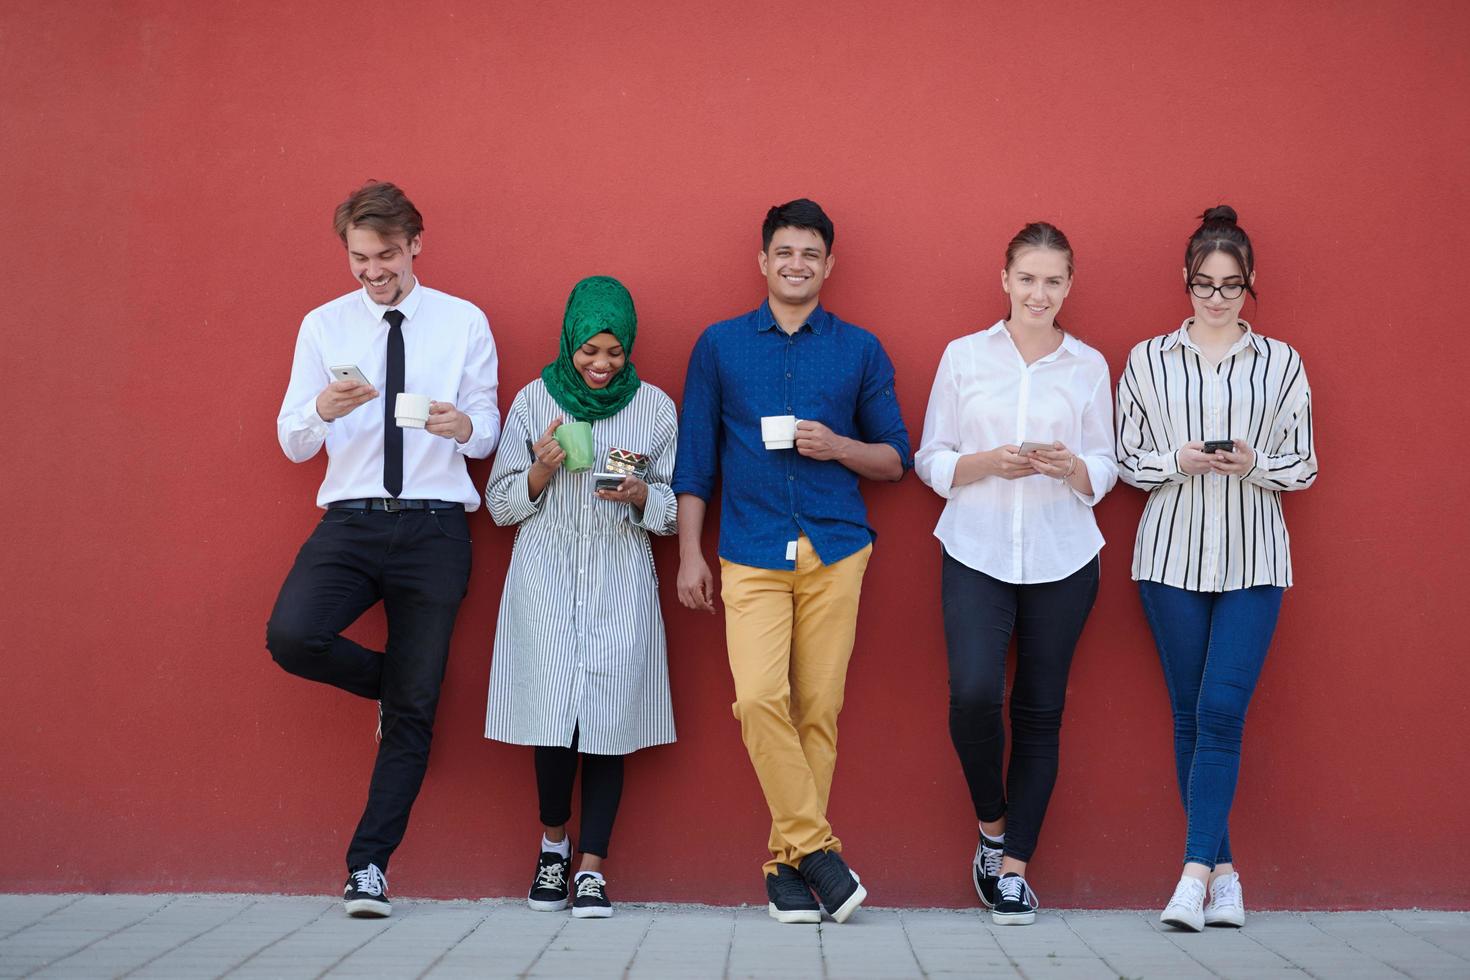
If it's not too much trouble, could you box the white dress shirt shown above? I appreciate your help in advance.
[277,280,501,509]
[1115,320,1317,591]
[915,321,1118,584]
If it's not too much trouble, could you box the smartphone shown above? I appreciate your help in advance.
[329,364,371,386]
[593,472,628,491]
[1018,442,1052,456]
[1202,439,1235,454]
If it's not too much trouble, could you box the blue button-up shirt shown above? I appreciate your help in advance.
[672,301,911,570]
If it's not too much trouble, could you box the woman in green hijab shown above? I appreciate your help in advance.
[484,276,679,919]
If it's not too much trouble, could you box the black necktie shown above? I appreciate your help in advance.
[382,309,405,498]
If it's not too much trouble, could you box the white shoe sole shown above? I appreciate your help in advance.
[527,897,569,912]
[992,908,1035,926]
[827,875,866,924]
[571,905,612,918]
[767,902,821,924]
[343,898,391,918]
[1204,908,1245,928]
[1161,909,1204,931]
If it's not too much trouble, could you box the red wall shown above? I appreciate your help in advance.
[5,1,1468,908]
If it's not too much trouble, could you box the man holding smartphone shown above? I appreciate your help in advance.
[267,181,500,917]
[672,199,910,924]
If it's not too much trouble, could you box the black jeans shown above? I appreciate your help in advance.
[535,728,625,859]
[941,550,1099,863]
[266,506,472,872]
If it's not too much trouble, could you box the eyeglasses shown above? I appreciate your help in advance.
[1189,280,1247,300]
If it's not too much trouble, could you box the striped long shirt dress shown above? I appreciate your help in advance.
[484,379,679,755]
[1115,320,1318,592]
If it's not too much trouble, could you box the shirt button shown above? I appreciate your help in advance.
[786,372,792,379]
[788,475,794,481]
[577,600,584,606]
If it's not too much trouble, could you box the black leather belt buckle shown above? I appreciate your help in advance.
[382,498,405,512]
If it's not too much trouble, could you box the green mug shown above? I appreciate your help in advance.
[554,421,595,472]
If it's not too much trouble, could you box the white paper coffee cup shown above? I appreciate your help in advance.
[395,392,431,428]
[761,414,798,449]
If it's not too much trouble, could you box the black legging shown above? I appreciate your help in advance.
[534,728,625,859]
[941,550,1099,863]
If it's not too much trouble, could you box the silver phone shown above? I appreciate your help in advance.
[1018,441,1052,456]
[330,364,371,386]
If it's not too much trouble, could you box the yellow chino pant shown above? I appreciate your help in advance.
[721,536,873,875]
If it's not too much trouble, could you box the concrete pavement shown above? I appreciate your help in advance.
[2,894,1467,979]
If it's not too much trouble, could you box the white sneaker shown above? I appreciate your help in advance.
[1204,871,1245,927]
[1160,875,1206,932]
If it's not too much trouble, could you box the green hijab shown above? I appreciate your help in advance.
[541,275,640,422]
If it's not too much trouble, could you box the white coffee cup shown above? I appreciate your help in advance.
[761,414,798,450]
[395,392,431,428]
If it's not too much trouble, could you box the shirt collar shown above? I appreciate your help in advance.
[756,299,829,335]
[1165,318,1263,357]
[359,277,425,322]
[987,319,1082,360]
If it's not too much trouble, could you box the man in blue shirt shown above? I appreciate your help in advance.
[672,199,910,924]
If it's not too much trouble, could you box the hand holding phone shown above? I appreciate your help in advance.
[318,365,378,420]
[1018,441,1052,456]
[1202,439,1235,454]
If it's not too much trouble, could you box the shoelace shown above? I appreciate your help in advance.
[350,865,387,897]
[979,843,1003,878]
[1210,874,1242,909]
[1167,877,1206,909]
[997,875,1036,909]
[575,876,605,899]
[534,859,568,892]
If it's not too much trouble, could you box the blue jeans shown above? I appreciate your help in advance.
[1137,581,1283,869]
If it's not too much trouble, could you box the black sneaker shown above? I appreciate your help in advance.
[973,833,1004,908]
[765,863,821,924]
[991,872,1038,925]
[571,873,612,918]
[343,864,390,918]
[797,849,867,923]
[527,849,572,911]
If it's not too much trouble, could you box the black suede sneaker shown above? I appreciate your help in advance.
[571,873,612,918]
[527,848,572,912]
[765,863,821,924]
[973,833,1004,908]
[797,850,867,923]
[991,872,1038,925]
[343,864,390,918]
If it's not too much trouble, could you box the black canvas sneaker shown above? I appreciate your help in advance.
[765,863,821,924]
[343,864,391,918]
[797,850,867,923]
[528,848,572,911]
[571,873,612,918]
[991,872,1038,925]
[973,833,1004,908]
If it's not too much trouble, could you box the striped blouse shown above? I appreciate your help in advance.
[483,379,678,755]
[1115,320,1318,592]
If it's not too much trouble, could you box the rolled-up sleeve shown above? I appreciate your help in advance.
[632,396,679,536]
[915,344,961,497]
[671,330,719,500]
[856,338,912,470]
[277,313,331,463]
[454,311,501,460]
[1073,370,1119,506]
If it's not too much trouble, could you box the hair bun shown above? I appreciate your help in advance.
[1200,205,1238,226]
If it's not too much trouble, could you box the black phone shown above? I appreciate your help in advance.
[1202,440,1235,454]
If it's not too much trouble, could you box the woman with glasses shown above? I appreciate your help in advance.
[916,222,1117,925]
[1115,206,1318,931]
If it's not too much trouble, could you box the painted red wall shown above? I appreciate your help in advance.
[4,1,1468,909]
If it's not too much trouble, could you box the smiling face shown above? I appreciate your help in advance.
[346,225,420,307]
[571,331,627,389]
[1002,247,1072,329]
[758,226,833,308]
[1185,251,1253,331]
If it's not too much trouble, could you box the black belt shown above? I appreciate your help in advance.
[328,498,463,512]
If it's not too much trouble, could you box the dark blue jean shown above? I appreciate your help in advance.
[266,506,472,872]
[1137,580,1283,869]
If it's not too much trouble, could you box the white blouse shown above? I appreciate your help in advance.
[916,321,1118,584]
[1115,320,1317,591]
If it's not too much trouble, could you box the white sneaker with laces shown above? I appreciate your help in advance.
[1161,875,1207,931]
[1204,871,1245,927]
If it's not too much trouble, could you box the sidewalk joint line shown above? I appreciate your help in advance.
[413,903,495,979]
[1058,909,1127,979]
[894,908,931,979]
[1382,910,1470,965]
[20,894,178,978]
[719,905,737,980]
[618,908,659,979]
[311,901,414,979]
[1305,914,1413,978]
[216,899,338,977]
[516,910,571,979]
[0,894,86,943]
[118,897,262,979]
